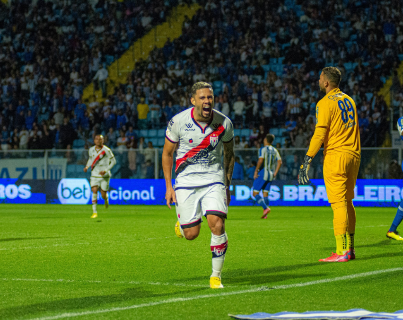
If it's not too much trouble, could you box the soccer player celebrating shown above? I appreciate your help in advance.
[84,134,116,218]
[299,67,361,262]
[162,82,234,289]
[252,134,282,219]
[386,117,403,240]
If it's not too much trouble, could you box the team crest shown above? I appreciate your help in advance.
[210,134,219,148]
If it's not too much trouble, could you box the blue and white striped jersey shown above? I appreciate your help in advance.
[258,145,281,181]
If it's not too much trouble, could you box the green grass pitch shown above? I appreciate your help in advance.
[1,204,403,320]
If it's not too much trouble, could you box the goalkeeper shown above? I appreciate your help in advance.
[385,117,403,241]
[298,67,361,262]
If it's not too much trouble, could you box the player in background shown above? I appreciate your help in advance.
[299,67,361,262]
[162,82,234,289]
[386,117,403,240]
[84,134,116,218]
[252,134,282,219]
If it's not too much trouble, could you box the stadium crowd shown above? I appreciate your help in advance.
[0,0,403,179]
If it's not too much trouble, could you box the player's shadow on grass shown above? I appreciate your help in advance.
[180,262,327,286]
[322,239,400,250]
[223,272,326,286]
[0,237,59,242]
[0,286,207,319]
[354,251,403,261]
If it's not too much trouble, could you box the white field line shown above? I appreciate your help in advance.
[26,268,403,320]
[0,278,208,288]
[0,237,170,251]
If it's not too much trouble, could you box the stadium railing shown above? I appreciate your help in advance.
[0,148,399,180]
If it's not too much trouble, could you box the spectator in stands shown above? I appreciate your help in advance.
[19,126,29,150]
[106,127,117,148]
[93,65,109,98]
[60,118,75,149]
[117,130,128,150]
[246,160,257,180]
[65,145,76,165]
[233,96,245,126]
[137,97,149,129]
[240,136,249,148]
[143,159,154,179]
[53,108,64,126]
[232,156,244,180]
[144,141,155,163]
[234,136,242,149]
[293,128,308,148]
[149,98,161,128]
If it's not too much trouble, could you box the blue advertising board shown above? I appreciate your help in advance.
[0,179,403,207]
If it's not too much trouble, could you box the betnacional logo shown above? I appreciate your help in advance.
[57,178,91,204]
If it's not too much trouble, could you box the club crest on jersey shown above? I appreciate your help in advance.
[189,138,193,143]
[210,134,219,148]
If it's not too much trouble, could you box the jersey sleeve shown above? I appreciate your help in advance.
[86,149,92,168]
[316,100,331,128]
[222,118,234,143]
[165,117,179,143]
[258,147,265,159]
[307,100,330,158]
[274,148,281,161]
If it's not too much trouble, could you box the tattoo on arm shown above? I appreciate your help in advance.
[223,141,235,187]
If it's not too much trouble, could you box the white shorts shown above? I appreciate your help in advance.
[175,183,227,229]
[90,176,110,191]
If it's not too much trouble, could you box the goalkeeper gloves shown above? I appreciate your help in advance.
[298,155,313,185]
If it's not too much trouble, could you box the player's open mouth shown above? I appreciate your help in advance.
[202,105,212,115]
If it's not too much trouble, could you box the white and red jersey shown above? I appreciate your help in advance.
[166,107,234,188]
[86,145,116,178]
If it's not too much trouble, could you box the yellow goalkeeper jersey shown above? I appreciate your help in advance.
[307,88,361,159]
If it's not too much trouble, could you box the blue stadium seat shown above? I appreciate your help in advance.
[270,128,279,136]
[158,138,165,147]
[167,60,176,67]
[157,129,166,137]
[399,54,403,61]
[270,58,277,64]
[262,64,271,72]
[73,139,85,148]
[241,129,250,137]
[149,138,158,147]
[234,129,241,137]
[278,128,286,136]
[139,130,148,138]
[106,55,114,65]
[148,129,157,137]
[365,92,373,102]
[281,137,287,145]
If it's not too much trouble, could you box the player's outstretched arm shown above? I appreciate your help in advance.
[223,140,235,206]
[162,138,177,209]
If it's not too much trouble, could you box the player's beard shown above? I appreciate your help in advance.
[319,83,326,93]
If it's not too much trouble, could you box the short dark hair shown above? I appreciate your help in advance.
[191,82,213,97]
[322,67,341,87]
[266,134,275,144]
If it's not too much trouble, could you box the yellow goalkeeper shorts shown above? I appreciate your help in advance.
[323,152,360,204]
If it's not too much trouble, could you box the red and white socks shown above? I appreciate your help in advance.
[210,232,228,278]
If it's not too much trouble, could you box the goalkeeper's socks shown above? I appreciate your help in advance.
[264,196,270,208]
[92,193,97,213]
[254,194,268,209]
[335,234,348,255]
[389,204,403,232]
[211,233,228,278]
